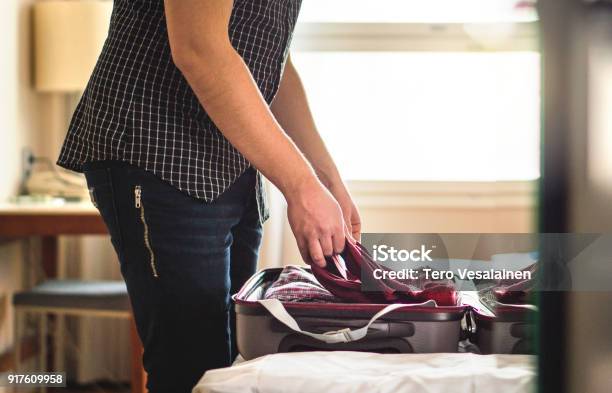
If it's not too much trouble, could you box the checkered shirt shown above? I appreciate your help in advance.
[57,0,303,220]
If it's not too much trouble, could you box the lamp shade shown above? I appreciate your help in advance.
[33,1,112,92]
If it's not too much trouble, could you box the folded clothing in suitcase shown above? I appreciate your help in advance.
[262,265,338,303]
[233,267,466,360]
[311,241,458,306]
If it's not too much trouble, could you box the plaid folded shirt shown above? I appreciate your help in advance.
[264,266,338,303]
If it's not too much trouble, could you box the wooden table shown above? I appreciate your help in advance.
[0,201,146,393]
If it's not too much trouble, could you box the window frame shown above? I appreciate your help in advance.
[292,22,539,53]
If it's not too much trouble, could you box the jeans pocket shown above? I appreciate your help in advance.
[85,168,125,260]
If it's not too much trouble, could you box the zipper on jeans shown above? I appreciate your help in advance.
[135,186,158,278]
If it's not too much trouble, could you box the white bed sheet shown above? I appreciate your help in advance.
[193,351,536,393]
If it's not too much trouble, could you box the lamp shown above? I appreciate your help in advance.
[33,0,112,92]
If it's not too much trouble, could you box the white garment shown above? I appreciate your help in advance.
[193,351,536,393]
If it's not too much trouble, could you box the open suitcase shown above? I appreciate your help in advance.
[461,291,537,355]
[233,267,467,360]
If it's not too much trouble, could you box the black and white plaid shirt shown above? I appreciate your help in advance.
[57,0,303,221]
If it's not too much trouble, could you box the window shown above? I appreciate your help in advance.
[298,0,537,23]
[292,1,540,181]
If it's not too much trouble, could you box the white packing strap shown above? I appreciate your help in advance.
[257,298,437,344]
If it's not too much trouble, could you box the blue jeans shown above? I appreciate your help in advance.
[84,161,262,393]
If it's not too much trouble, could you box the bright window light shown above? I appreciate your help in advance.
[292,51,541,181]
[299,0,538,23]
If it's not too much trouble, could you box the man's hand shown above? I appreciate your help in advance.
[286,177,346,268]
[328,180,362,242]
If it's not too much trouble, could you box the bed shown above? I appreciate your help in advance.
[193,351,536,393]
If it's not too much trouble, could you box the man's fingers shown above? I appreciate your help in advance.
[296,237,310,265]
[341,210,352,235]
[319,235,334,257]
[308,238,326,267]
[333,221,346,253]
[333,229,345,254]
[344,222,356,245]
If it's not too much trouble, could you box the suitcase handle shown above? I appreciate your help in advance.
[257,299,436,344]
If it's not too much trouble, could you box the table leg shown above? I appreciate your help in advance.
[39,313,48,393]
[41,237,58,374]
[41,236,58,278]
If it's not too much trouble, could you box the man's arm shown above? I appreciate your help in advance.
[271,56,362,240]
[164,0,345,266]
